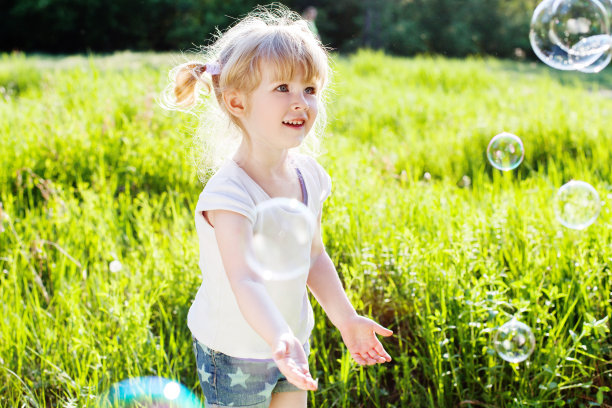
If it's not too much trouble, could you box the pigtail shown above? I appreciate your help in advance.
[173,62,213,108]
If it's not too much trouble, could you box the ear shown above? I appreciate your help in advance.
[223,89,246,118]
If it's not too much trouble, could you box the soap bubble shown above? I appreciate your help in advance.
[101,376,202,407]
[109,260,123,273]
[530,0,611,70]
[486,132,525,171]
[579,0,612,72]
[554,180,601,229]
[578,43,612,72]
[493,318,536,363]
[550,0,610,51]
[570,34,612,57]
[247,198,315,280]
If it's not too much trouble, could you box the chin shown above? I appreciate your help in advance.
[289,135,306,148]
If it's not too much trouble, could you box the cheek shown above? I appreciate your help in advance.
[308,100,319,117]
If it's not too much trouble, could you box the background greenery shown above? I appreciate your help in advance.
[1,50,611,407]
[2,0,538,58]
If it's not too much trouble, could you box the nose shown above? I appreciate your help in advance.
[292,93,309,111]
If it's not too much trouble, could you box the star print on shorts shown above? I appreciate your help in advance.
[192,337,304,407]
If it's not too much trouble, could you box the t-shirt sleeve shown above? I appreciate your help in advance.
[311,158,332,206]
[317,163,332,204]
[195,177,256,224]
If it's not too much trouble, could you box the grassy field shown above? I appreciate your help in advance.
[0,50,611,407]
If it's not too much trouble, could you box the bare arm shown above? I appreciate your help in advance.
[210,209,318,390]
[213,209,291,346]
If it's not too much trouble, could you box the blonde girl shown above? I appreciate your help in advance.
[167,4,393,407]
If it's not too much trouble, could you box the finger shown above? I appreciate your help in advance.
[296,358,310,372]
[301,376,318,391]
[284,368,306,389]
[358,352,376,365]
[366,349,387,363]
[285,363,313,381]
[351,352,368,365]
[296,365,314,381]
[373,323,393,337]
[288,376,310,391]
[358,352,378,365]
[302,376,318,391]
[288,369,318,391]
[373,344,392,361]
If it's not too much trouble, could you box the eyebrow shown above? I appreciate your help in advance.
[271,78,318,87]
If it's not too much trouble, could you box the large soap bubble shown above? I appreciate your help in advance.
[580,47,612,72]
[101,377,203,407]
[579,0,612,72]
[530,0,611,70]
[486,132,525,171]
[247,198,315,280]
[493,318,536,363]
[550,0,610,52]
[554,180,601,229]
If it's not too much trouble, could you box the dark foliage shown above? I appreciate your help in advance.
[2,0,539,57]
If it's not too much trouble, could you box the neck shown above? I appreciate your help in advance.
[233,139,291,178]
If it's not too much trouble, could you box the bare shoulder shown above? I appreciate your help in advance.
[207,208,250,231]
[210,209,256,281]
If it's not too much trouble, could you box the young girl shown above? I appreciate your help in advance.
[167,5,392,407]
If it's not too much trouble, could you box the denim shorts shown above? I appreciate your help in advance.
[192,337,307,407]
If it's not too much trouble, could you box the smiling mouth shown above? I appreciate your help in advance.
[282,120,305,128]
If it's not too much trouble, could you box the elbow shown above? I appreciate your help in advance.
[228,271,264,294]
[310,247,327,269]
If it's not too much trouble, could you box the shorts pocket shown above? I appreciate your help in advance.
[193,338,219,404]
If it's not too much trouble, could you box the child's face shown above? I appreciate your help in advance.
[238,61,319,152]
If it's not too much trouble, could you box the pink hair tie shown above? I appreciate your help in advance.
[205,62,221,75]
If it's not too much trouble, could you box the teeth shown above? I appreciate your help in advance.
[283,120,304,125]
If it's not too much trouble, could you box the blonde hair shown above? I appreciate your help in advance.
[163,3,331,182]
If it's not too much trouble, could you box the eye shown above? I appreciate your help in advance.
[305,86,316,95]
[276,84,289,92]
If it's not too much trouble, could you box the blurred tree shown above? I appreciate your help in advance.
[1,0,260,53]
[0,0,541,58]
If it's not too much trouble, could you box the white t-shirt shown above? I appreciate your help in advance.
[188,153,332,359]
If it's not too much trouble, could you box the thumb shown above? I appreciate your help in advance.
[373,322,393,337]
[273,339,288,359]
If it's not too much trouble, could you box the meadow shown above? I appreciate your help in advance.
[0,50,611,407]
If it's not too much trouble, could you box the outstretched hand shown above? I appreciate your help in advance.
[338,315,393,365]
[273,333,318,391]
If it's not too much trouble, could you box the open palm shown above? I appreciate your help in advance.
[338,315,393,365]
[273,333,318,391]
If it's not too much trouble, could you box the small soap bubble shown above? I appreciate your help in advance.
[530,0,611,70]
[487,132,525,171]
[247,198,315,280]
[109,260,123,273]
[101,376,202,408]
[494,318,536,363]
[554,180,601,229]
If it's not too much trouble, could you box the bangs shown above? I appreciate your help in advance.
[256,28,328,87]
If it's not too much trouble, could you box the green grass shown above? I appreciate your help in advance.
[0,49,611,407]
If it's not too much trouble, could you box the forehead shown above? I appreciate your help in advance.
[257,57,323,86]
[259,60,304,82]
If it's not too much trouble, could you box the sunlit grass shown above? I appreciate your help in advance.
[1,50,610,407]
